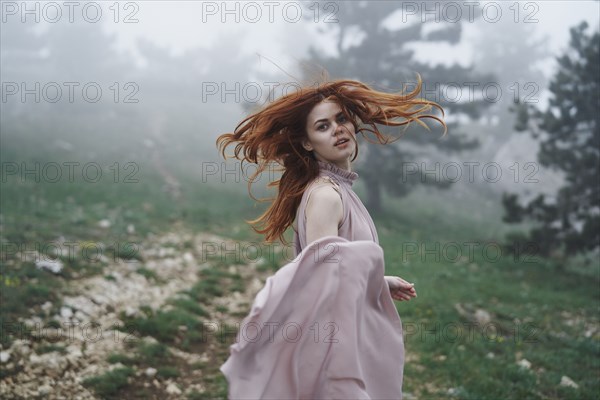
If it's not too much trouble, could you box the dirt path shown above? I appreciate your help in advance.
[0,228,271,399]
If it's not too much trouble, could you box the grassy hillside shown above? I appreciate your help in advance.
[1,153,597,399]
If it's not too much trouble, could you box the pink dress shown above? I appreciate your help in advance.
[220,160,405,399]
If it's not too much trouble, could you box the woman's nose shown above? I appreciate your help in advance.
[333,122,344,135]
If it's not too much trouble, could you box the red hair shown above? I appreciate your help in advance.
[216,73,447,244]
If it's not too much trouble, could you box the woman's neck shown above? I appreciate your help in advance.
[317,158,351,172]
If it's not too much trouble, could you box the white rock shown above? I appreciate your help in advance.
[66,345,83,359]
[90,294,107,305]
[10,340,31,357]
[35,259,63,274]
[183,252,194,263]
[98,219,111,228]
[41,301,53,314]
[0,350,10,363]
[109,362,126,371]
[125,306,139,317]
[127,224,136,234]
[486,352,495,359]
[74,310,88,322]
[38,384,52,395]
[474,309,491,325]
[166,382,182,395]
[60,306,73,319]
[145,367,157,378]
[517,358,531,369]
[560,375,579,389]
[23,316,43,329]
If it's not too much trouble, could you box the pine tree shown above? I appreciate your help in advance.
[502,21,600,259]
[299,2,495,212]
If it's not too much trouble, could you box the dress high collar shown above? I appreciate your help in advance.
[317,160,359,186]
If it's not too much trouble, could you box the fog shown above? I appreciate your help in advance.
[2,0,599,209]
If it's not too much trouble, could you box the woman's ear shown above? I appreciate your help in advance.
[302,138,313,152]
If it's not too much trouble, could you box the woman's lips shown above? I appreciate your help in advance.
[334,139,350,147]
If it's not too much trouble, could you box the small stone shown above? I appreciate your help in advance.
[35,259,64,274]
[486,352,495,359]
[0,350,11,363]
[98,219,111,228]
[183,252,194,263]
[560,375,579,389]
[474,309,491,325]
[166,383,182,395]
[60,306,73,319]
[145,367,157,378]
[109,362,126,371]
[39,384,53,395]
[66,345,83,362]
[90,294,106,305]
[125,306,138,317]
[74,310,88,322]
[41,301,53,314]
[517,358,531,369]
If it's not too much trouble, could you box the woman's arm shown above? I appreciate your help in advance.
[305,184,343,244]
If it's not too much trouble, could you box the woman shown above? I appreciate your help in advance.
[216,73,447,399]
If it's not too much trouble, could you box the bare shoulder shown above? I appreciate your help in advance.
[304,181,343,242]
[305,177,341,208]
[305,179,343,232]
[306,176,341,196]
[307,184,342,208]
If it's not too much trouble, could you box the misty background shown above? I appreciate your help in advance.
[3,1,598,204]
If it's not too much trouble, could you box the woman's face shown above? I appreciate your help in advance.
[302,100,356,169]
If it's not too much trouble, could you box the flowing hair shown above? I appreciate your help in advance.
[216,72,447,245]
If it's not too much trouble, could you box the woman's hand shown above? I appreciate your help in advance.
[384,276,417,302]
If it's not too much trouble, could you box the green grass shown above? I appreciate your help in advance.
[3,138,598,399]
[81,366,135,398]
[36,344,67,355]
[0,147,263,350]
[100,341,186,396]
[117,307,202,346]
[183,266,244,305]
[167,297,210,318]
[372,185,600,399]
[107,353,136,366]
[0,261,64,348]
[135,267,162,283]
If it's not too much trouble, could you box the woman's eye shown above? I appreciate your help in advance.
[318,124,327,131]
